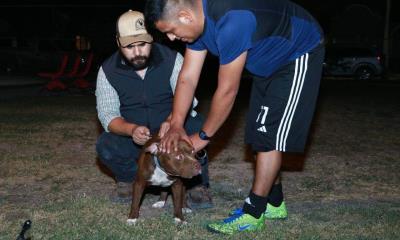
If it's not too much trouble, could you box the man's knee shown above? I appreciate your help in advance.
[96,132,139,164]
[96,132,117,162]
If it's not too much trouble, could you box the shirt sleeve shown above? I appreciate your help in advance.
[169,52,198,117]
[216,10,256,65]
[187,38,207,51]
[95,67,121,132]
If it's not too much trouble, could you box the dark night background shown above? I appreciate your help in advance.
[0,0,399,77]
[0,3,399,238]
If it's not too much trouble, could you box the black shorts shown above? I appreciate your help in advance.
[245,44,325,153]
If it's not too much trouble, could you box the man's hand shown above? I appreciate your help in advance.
[158,121,171,139]
[159,125,191,153]
[189,133,209,153]
[131,126,151,145]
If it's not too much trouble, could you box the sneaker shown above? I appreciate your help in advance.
[186,185,214,209]
[207,212,265,235]
[264,202,287,220]
[109,182,132,204]
[229,207,244,216]
[229,201,288,220]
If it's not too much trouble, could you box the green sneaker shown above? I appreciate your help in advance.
[264,201,287,220]
[229,201,288,220]
[207,212,265,235]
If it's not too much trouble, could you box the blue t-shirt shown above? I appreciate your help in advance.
[188,0,323,78]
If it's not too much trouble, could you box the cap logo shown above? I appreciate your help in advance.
[136,18,145,31]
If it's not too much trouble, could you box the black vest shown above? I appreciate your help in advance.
[102,43,177,133]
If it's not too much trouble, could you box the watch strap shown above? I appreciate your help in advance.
[199,130,211,141]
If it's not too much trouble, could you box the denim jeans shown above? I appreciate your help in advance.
[96,132,141,183]
[195,149,210,188]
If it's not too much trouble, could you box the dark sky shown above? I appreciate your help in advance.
[1,1,396,33]
[0,0,397,51]
[0,0,397,70]
[0,1,397,26]
[0,0,395,19]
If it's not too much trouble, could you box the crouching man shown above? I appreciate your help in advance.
[95,10,212,209]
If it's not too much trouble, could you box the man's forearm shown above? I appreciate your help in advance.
[108,117,137,136]
[169,48,207,129]
[202,86,238,137]
[170,77,197,128]
[201,51,247,137]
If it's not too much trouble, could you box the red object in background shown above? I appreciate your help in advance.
[45,79,67,91]
[72,52,94,89]
[64,54,83,78]
[37,53,69,91]
[38,52,94,91]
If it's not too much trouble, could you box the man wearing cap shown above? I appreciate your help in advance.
[95,10,212,208]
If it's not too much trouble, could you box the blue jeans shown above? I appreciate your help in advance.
[96,132,141,182]
[96,114,209,186]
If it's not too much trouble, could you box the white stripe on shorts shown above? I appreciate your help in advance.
[275,53,309,152]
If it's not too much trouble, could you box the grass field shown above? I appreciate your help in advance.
[1,80,399,239]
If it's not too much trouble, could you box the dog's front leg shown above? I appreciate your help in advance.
[127,181,145,225]
[171,179,185,224]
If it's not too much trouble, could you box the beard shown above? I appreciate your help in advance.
[121,53,149,70]
[128,56,149,70]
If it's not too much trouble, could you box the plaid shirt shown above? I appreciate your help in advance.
[95,52,198,131]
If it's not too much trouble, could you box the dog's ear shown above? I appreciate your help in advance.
[145,142,159,154]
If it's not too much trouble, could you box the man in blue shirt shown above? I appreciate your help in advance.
[145,0,325,234]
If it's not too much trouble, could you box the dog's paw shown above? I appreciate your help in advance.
[152,200,166,208]
[126,218,138,225]
[182,207,192,214]
[174,217,188,225]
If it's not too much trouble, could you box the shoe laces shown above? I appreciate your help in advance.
[231,208,243,216]
[223,212,245,223]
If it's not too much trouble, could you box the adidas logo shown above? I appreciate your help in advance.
[257,126,267,133]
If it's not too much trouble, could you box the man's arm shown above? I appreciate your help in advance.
[96,67,149,143]
[169,52,198,117]
[160,48,207,152]
[190,51,247,151]
[108,118,137,136]
[170,48,207,127]
[95,66,125,133]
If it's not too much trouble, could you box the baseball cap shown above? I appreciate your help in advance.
[116,10,153,47]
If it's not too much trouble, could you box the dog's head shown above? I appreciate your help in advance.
[145,138,201,179]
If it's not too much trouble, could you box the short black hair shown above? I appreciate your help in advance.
[144,0,168,27]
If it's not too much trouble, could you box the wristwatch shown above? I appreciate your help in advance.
[199,130,211,141]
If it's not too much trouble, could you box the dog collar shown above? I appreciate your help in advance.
[152,155,179,177]
[152,155,163,171]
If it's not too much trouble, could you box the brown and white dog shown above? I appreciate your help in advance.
[127,137,201,225]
